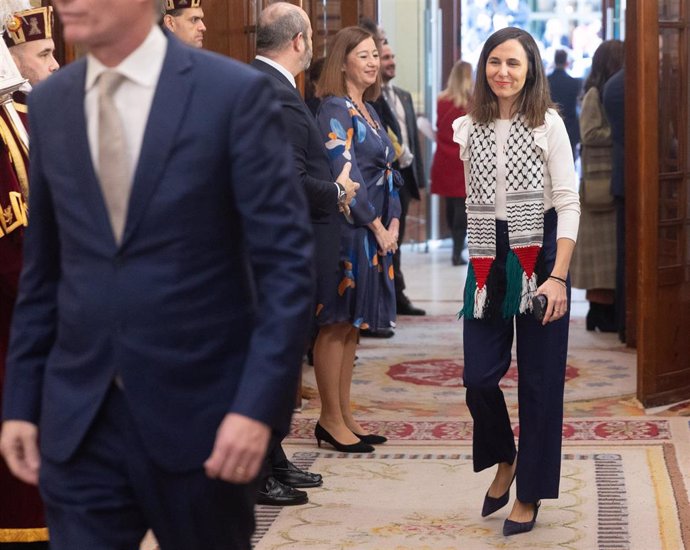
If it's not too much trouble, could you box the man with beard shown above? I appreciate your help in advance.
[251,1,359,506]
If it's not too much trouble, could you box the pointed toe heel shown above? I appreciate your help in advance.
[481,472,516,517]
[314,423,375,453]
[502,501,540,536]
[481,490,510,517]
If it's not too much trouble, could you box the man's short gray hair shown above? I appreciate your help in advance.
[256,2,308,54]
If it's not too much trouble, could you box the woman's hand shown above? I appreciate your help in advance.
[368,217,398,256]
[535,277,568,325]
[387,218,400,244]
[537,237,576,325]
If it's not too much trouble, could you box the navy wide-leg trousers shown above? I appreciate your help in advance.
[463,210,570,503]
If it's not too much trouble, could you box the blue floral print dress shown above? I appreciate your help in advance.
[316,95,402,330]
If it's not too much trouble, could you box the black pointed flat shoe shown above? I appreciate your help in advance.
[481,472,516,517]
[502,501,541,536]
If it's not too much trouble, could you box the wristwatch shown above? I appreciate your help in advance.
[335,182,347,204]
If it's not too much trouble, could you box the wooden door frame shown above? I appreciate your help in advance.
[628,0,657,403]
[633,0,690,406]
[628,0,680,407]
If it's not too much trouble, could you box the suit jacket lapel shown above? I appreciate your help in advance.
[120,38,193,248]
[65,61,119,248]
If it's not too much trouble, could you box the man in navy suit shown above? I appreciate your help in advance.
[548,49,582,161]
[250,1,358,507]
[0,0,314,548]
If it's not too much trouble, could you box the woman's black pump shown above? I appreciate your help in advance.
[314,423,375,453]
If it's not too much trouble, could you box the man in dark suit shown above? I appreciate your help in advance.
[250,1,358,507]
[548,49,582,161]
[0,0,314,549]
[374,41,426,319]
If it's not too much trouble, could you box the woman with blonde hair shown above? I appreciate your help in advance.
[430,60,473,265]
[311,26,402,452]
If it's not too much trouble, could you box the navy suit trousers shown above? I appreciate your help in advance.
[463,211,570,503]
[39,386,259,550]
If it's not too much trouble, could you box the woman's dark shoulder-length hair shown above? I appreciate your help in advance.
[471,27,554,128]
[316,26,381,102]
[584,39,624,95]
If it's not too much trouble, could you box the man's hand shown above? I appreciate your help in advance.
[0,420,40,485]
[336,162,360,206]
[204,413,270,484]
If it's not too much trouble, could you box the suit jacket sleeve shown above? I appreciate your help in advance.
[281,101,338,215]
[223,74,314,433]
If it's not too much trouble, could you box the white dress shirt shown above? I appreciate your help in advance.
[85,25,167,177]
[254,55,296,88]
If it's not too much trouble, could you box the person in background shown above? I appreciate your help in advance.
[570,40,624,333]
[251,1,359,506]
[374,41,426,318]
[0,0,314,548]
[161,0,206,48]
[357,23,407,337]
[312,26,400,453]
[0,4,58,548]
[547,49,582,161]
[454,27,580,536]
[602,67,626,343]
[7,7,59,88]
[358,16,385,49]
[430,60,473,266]
[305,56,325,116]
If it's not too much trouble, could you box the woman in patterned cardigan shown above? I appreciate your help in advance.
[453,27,580,536]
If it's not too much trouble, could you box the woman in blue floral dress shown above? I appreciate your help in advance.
[312,26,402,453]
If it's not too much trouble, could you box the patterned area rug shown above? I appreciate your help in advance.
[254,439,690,549]
[251,312,690,549]
[141,310,689,550]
